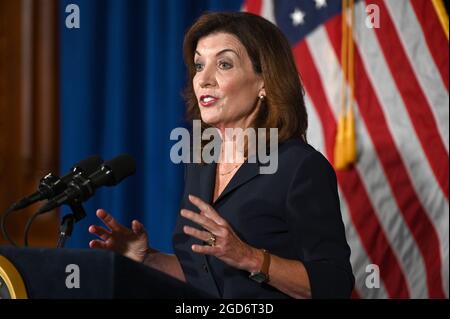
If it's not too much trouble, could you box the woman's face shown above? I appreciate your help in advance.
[193,32,265,133]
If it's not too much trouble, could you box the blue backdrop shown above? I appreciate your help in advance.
[59,0,243,251]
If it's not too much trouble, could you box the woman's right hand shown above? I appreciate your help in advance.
[88,209,150,263]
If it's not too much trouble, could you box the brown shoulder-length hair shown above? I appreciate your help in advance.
[183,12,307,146]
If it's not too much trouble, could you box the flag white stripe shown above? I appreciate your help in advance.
[306,26,428,298]
[261,0,276,24]
[384,0,449,153]
[354,0,449,297]
[304,94,325,153]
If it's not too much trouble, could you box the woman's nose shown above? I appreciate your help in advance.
[198,66,217,88]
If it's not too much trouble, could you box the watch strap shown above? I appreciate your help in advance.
[260,249,270,277]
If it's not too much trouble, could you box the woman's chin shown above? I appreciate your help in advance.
[199,114,221,127]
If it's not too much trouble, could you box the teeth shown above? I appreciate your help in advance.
[203,97,214,103]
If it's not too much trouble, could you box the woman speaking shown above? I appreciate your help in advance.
[88,12,354,299]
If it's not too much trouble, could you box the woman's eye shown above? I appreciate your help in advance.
[219,61,232,70]
[194,63,204,72]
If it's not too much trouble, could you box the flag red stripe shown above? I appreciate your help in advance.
[325,15,446,298]
[243,0,262,15]
[369,0,449,200]
[410,0,449,91]
[293,41,410,298]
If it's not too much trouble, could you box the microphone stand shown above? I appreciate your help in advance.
[57,203,86,248]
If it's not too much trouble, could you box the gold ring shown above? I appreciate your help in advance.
[206,234,216,247]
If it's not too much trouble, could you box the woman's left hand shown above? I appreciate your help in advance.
[181,194,260,272]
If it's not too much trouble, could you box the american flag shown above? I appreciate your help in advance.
[243,0,449,298]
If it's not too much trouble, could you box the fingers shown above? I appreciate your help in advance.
[188,194,212,213]
[180,209,220,233]
[182,224,219,255]
[188,195,227,226]
[191,244,217,255]
[88,225,111,241]
[131,220,146,236]
[96,209,125,232]
[183,225,212,242]
[89,239,109,249]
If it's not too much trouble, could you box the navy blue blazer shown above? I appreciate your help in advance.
[173,138,354,298]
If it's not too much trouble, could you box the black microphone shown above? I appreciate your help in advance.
[36,154,136,215]
[9,155,104,211]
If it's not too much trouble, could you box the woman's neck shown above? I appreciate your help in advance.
[217,129,246,164]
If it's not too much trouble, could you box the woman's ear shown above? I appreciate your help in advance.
[258,85,266,98]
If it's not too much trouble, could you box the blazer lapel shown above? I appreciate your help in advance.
[213,159,261,205]
[196,162,217,204]
[193,159,261,205]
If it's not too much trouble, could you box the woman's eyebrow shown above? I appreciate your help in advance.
[215,49,239,57]
[194,48,239,58]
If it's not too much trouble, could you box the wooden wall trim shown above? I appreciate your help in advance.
[0,0,59,247]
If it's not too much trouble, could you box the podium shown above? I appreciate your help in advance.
[0,246,211,299]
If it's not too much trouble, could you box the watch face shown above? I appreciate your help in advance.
[249,272,268,284]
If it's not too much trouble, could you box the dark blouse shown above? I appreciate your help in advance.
[173,138,354,298]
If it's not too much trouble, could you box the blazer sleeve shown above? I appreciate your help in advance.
[285,150,355,298]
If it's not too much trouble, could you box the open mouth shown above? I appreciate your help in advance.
[199,95,219,107]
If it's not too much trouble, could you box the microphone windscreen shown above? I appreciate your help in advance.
[104,154,136,184]
[74,155,104,175]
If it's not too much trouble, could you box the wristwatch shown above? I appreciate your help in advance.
[249,249,271,283]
